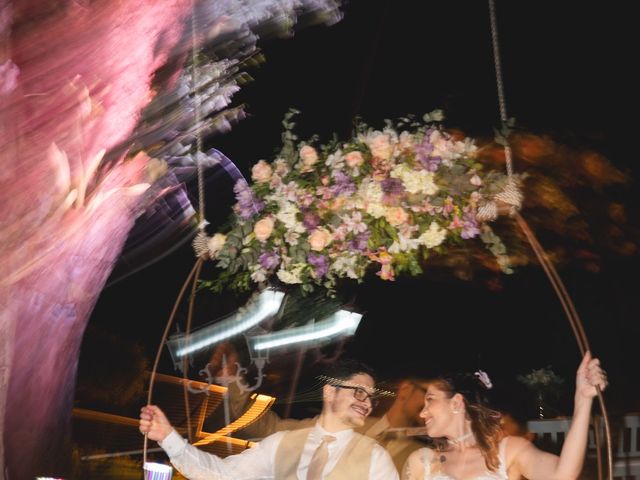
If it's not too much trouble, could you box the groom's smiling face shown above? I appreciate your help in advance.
[326,373,375,429]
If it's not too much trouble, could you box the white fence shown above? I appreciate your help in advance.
[527,414,640,480]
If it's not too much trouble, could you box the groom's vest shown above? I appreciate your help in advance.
[274,427,376,479]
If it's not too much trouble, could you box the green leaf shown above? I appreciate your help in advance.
[382,221,399,242]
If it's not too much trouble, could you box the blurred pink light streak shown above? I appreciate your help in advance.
[0,1,191,477]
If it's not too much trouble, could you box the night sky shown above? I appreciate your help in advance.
[86,1,639,421]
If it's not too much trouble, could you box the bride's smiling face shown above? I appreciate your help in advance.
[419,384,456,438]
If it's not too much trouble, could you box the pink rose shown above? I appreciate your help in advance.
[308,227,332,251]
[274,158,290,176]
[254,217,275,242]
[330,197,346,211]
[367,132,393,160]
[299,145,319,168]
[384,206,409,226]
[345,151,365,168]
[251,160,272,183]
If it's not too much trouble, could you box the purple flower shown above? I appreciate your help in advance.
[302,210,321,231]
[307,252,329,278]
[461,215,480,239]
[330,171,356,197]
[415,133,442,172]
[259,251,280,270]
[424,155,442,172]
[349,232,370,252]
[381,177,405,206]
[234,179,264,219]
[381,177,404,196]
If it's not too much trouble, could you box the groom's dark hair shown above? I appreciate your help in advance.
[322,358,376,383]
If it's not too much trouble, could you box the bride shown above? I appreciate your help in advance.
[402,352,607,480]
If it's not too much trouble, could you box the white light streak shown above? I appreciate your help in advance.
[249,310,362,352]
[170,289,284,358]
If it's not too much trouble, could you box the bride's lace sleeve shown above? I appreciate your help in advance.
[402,448,427,480]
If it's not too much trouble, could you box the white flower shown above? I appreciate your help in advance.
[274,181,299,203]
[358,179,384,203]
[207,233,227,258]
[330,253,361,279]
[366,201,386,219]
[284,230,300,245]
[325,149,345,172]
[276,264,306,284]
[398,131,415,151]
[419,222,447,249]
[356,180,386,219]
[276,269,301,284]
[423,109,444,122]
[276,205,297,227]
[250,265,267,283]
[388,235,420,254]
[470,174,483,186]
[340,211,367,234]
[275,201,305,233]
[391,164,438,195]
[429,130,478,163]
[413,171,438,195]
[461,138,478,157]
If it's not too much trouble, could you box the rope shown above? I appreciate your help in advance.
[487,2,612,479]
[488,0,513,178]
[190,0,206,227]
[143,0,210,463]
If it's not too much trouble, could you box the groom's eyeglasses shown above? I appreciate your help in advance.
[334,385,379,407]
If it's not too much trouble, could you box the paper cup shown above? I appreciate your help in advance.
[143,462,173,480]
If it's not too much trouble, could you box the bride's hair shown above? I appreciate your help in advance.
[433,372,503,471]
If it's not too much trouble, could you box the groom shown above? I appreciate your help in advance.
[140,359,399,479]
[206,343,431,472]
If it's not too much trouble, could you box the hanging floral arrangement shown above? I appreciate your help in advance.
[199,110,522,295]
[517,366,565,390]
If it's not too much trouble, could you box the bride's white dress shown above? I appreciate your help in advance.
[414,439,508,480]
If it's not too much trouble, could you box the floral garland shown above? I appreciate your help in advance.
[201,110,521,294]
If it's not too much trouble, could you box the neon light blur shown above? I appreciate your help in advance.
[171,289,284,357]
[250,310,362,351]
